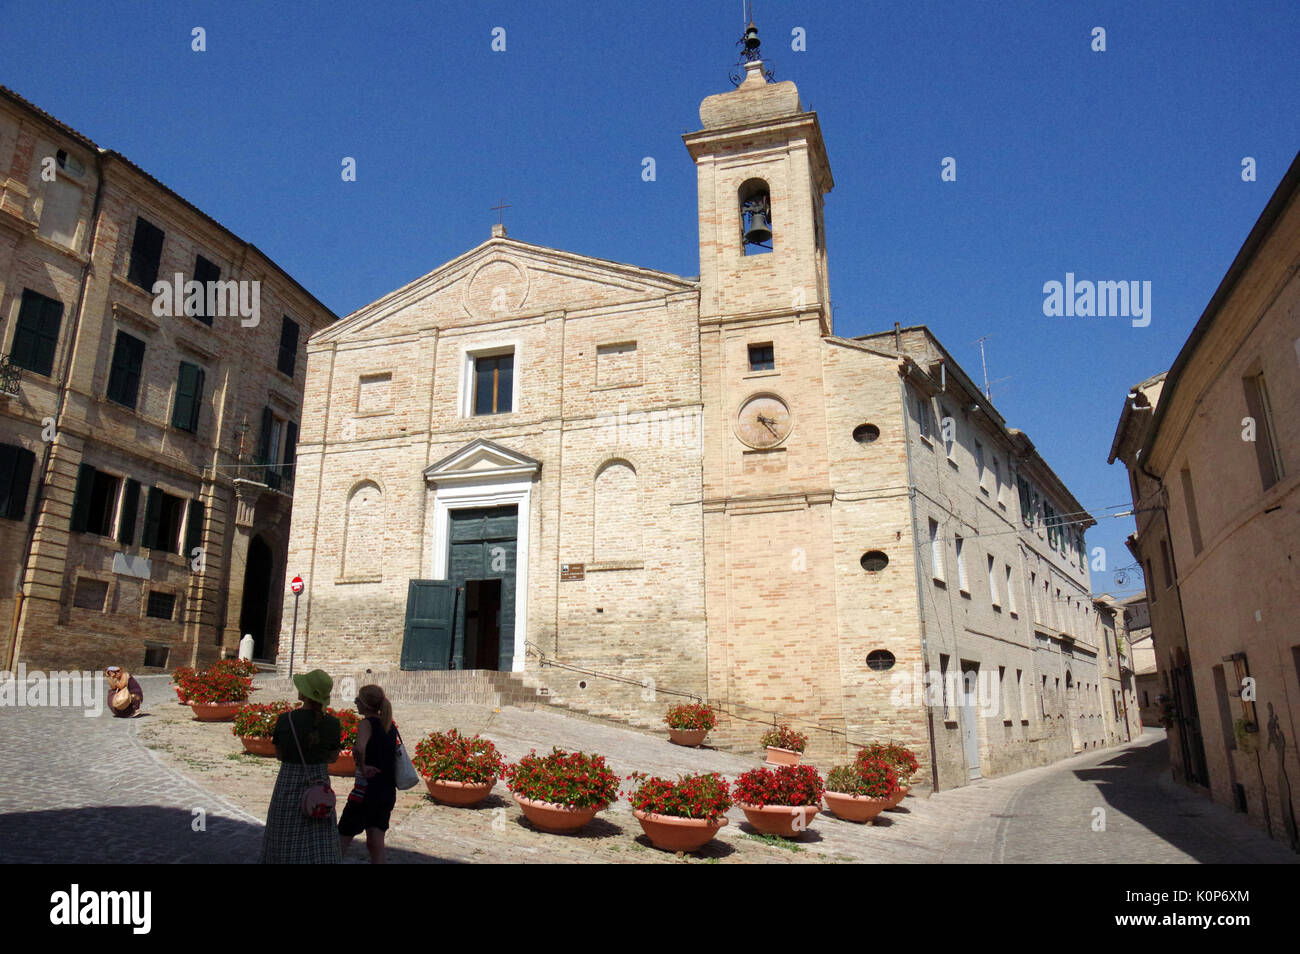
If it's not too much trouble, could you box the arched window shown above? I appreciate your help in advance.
[342,480,384,579]
[738,178,772,255]
[593,461,640,563]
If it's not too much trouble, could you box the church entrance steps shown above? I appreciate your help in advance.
[264,670,549,709]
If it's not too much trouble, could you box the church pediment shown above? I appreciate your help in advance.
[423,438,541,485]
[316,236,697,344]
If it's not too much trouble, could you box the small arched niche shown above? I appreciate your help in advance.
[738,178,773,256]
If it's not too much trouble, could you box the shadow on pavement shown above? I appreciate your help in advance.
[0,805,452,864]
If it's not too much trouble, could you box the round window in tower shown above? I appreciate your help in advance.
[853,424,881,444]
[860,550,889,572]
[866,650,896,671]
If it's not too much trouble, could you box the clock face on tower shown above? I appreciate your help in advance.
[735,394,792,449]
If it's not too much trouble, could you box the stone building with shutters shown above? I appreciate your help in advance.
[284,38,1111,790]
[0,86,336,672]
[1109,150,1300,849]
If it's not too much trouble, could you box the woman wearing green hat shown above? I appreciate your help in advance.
[260,669,343,863]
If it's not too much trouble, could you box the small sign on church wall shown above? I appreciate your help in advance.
[560,563,585,582]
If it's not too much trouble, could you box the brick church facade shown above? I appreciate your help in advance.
[283,54,1108,788]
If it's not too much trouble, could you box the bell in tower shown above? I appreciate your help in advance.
[741,187,773,249]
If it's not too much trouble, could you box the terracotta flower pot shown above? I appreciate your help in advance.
[764,746,802,767]
[240,736,277,757]
[512,793,606,834]
[668,727,708,747]
[426,778,496,807]
[633,809,728,852]
[329,751,356,777]
[190,702,241,722]
[824,790,891,824]
[885,785,910,809]
[737,802,820,838]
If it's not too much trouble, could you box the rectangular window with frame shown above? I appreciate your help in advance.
[1005,564,1016,614]
[191,255,221,326]
[747,342,775,371]
[940,654,952,719]
[127,216,165,291]
[71,464,121,538]
[73,577,109,612]
[955,534,968,593]
[1017,669,1027,722]
[277,316,299,377]
[941,405,956,459]
[1159,539,1173,589]
[255,406,297,490]
[0,444,36,521]
[1242,370,1284,490]
[118,478,141,546]
[929,518,944,582]
[146,590,177,621]
[1180,466,1204,555]
[987,554,999,607]
[975,441,987,493]
[142,487,185,554]
[915,394,933,442]
[11,289,64,377]
[473,352,514,415]
[171,361,205,433]
[993,458,1003,506]
[106,330,146,409]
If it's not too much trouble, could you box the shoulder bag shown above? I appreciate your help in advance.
[286,711,336,819]
[394,724,419,791]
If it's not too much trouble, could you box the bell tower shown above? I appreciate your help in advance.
[683,25,834,331]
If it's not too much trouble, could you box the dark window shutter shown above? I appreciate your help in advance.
[12,289,64,377]
[192,255,220,325]
[282,420,298,482]
[1,445,36,520]
[185,498,205,555]
[118,478,141,545]
[277,317,299,376]
[172,362,204,432]
[142,487,162,549]
[106,331,145,408]
[127,217,165,290]
[256,405,273,463]
[70,463,95,532]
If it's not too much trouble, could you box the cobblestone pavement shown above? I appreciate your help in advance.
[1,674,1295,863]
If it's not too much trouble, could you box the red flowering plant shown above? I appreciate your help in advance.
[413,729,505,785]
[503,748,620,809]
[212,658,258,678]
[827,760,897,799]
[181,665,253,704]
[325,707,361,754]
[855,742,919,786]
[664,702,718,732]
[759,724,808,753]
[732,764,825,808]
[624,772,731,822]
[232,701,296,739]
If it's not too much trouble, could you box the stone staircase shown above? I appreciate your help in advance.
[261,669,547,710]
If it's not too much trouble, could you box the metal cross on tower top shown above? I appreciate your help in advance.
[491,198,511,225]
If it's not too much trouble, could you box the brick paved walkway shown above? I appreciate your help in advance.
[1,674,1295,863]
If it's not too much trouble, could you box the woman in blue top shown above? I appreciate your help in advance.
[338,684,398,863]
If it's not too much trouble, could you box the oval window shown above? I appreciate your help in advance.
[860,550,889,572]
[866,650,896,671]
[853,424,880,444]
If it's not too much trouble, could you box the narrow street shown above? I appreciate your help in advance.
[0,675,1294,864]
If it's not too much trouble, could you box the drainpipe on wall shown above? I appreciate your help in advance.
[900,363,941,794]
[7,147,107,670]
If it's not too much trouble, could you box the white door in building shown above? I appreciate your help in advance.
[960,661,982,780]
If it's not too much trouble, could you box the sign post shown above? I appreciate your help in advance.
[288,575,304,679]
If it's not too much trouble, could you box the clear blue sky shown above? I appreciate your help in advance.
[4,0,1298,598]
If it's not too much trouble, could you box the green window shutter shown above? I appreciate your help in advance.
[12,289,64,377]
[118,478,141,545]
[0,445,36,520]
[106,331,145,408]
[70,463,95,532]
[142,487,162,549]
[282,420,298,483]
[185,498,205,556]
[277,316,299,376]
[256,406,273,464]
[127,217,164,290]
[172,362,204,431]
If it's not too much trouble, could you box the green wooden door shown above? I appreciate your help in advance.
[447,506,517,670]
[402,579,455,670]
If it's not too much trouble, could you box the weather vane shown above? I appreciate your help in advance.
[729,2,774,86]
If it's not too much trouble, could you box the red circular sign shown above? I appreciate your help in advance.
[290,575,304,594]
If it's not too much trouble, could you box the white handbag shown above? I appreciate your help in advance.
[394,727,419,790]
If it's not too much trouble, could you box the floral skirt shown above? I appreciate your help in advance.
[260,761,342,864]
